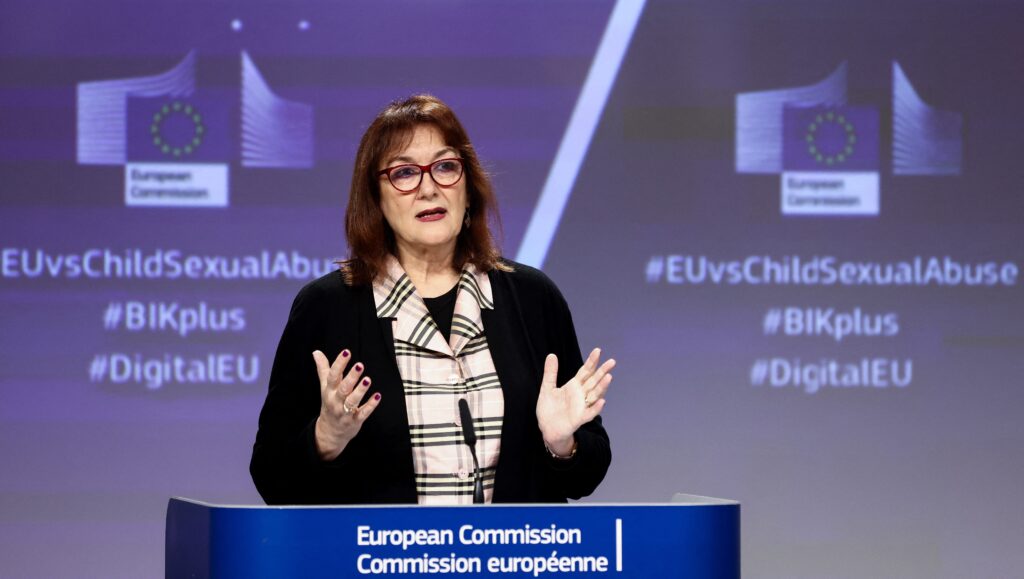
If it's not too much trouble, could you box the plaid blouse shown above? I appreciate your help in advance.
[372,257,504,504]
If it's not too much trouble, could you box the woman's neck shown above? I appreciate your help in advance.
[396,246,459,298]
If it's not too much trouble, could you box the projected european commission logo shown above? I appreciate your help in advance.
[76,51,313,207]
[736,61,963,216]
[781,106,880,214]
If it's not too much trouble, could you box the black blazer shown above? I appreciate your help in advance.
[250,260,611,504]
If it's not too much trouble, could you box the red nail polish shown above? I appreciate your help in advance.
[355,363,363,372]
[362,378,370,386]
[342,350,350,358]
[374,393,381,401]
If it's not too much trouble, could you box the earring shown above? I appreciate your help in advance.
[463,209,471,228]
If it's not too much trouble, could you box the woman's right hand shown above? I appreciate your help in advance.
[312,349,381,461]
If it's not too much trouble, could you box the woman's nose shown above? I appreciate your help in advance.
[416,171,441,197]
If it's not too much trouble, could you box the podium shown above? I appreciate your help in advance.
[165,495,739,578]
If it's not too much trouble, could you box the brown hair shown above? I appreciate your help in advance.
[341,94,509,285]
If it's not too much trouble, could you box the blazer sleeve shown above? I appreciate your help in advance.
[249,279,357,504]
[539,273,612,500]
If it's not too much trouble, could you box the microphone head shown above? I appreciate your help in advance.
[458,398,476,446]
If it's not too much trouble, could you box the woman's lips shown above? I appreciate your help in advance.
[416,208,447,222]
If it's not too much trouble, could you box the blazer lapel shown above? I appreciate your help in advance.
[483,269,543,502]
[354,283,417,502]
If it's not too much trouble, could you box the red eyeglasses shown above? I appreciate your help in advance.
[377,158,464,193]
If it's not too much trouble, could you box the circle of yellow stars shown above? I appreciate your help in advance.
[805,110,856,166]
[150,101,205,158]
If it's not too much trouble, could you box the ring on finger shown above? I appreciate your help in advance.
[342,401,355,414]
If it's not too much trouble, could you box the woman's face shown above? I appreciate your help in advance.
[378,124,468,262]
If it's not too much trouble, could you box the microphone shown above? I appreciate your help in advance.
[458,398,484,504]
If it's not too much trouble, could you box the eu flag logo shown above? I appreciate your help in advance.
[127,95,234,163]
[783,106,879,172]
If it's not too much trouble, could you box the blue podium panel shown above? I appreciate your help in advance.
[165,496,739,578]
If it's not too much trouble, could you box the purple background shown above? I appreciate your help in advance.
[2,1,1023,577]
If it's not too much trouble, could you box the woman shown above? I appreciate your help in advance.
[250,95,613,505]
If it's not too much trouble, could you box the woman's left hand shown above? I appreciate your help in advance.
[536,348,615,457]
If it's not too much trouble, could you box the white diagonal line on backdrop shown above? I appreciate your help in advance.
[515,0,647,268]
